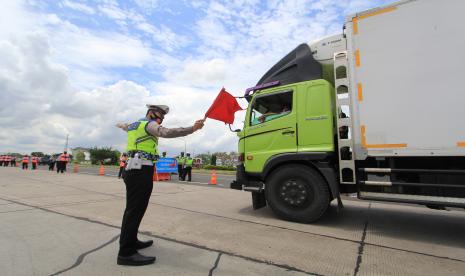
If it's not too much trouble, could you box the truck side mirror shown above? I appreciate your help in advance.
[228,124,241,133]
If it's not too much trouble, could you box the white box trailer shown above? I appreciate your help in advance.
[312,0,465,207]
[344,0,465,159]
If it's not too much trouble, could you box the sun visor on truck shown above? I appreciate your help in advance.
[256,43,322,87]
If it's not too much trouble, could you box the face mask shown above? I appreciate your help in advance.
[150,111,164,124]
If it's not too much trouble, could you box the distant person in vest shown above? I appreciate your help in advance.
[176,152,185,180]
[57,151,70,173]
[49,157,56,171]
[182,153,193,182]
[118,153,128,179]
[0,155,4,166]
[115,104,204,266]
[22,155,29,170]
[5,155,11,166]
[32,156,38,170]
[10,156,16,167]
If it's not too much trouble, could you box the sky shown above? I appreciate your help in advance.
[0,0,394,156]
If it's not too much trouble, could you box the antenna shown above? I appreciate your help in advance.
[64,134,69,152]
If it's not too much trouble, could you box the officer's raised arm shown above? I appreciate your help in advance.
[115,123,129,132]
[146,120,204,138]
[143,104,204,138]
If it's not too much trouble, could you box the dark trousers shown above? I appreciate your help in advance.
[57,161,65,173]
[177,165,183,179]
[22,163,28,170]
[118,166,125,178]
[11,161,16,167]
[49,162,55,171]
[183,167,192,181]
[119,165,154,256]
[32,163,37,170]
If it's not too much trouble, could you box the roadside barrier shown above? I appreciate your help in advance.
[209,170,217,185]
[153,166,171,181]
[157,173,171,181]
[99,165,105,176]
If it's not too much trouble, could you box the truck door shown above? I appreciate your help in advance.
[296,81,334,152]
[244,89,296,173]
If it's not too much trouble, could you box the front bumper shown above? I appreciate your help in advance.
[230,164,264,192]
[230,164,247,190]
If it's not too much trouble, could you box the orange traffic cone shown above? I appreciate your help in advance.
[73,163,79,173]
[99,165,105,176]
[153,166,159,181]
[209,170,217,185]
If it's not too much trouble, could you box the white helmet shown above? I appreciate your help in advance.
[146,104,169,114]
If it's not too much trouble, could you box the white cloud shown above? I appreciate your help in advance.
[98,2,127,21]
[133,0,160,12]
[0,0,394,155]
[135,21,189,52]
[60,0,95,15]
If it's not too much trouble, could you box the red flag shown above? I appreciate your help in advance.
[205,88,242,124]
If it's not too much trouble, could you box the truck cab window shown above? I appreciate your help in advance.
[250,91,293,126]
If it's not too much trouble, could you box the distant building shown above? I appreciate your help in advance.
[71,147,91,161]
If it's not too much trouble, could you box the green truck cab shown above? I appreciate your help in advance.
[231,44,345,222]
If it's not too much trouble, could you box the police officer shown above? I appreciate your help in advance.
[5,155,11,167]
[32,156,38,170]
[183,153,193,182]
[22,155,29,170]
[57,151,70,173]
[176,152,185,180]
[49,157,56,171]
[115,104,204,266]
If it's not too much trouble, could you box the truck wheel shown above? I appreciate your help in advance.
[265,164,329,223]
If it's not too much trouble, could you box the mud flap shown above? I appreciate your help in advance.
[252,192,267,210]
[230,180,243,190]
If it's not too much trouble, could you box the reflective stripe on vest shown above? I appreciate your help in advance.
[126,120,158,155]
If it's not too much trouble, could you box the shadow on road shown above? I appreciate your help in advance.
[237,200,465,252]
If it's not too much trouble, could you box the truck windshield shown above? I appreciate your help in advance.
[250,91,293,126]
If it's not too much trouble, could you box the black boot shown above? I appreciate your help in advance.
[117,252,156,266]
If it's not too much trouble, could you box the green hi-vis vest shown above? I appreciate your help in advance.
[177,157,185,165]
[126,120,158,155]
[185,158,193,167]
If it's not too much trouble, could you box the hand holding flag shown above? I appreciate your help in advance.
[193,119,205,131]
[204,88,243,124]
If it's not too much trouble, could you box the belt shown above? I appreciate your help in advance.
[128,151,158,161]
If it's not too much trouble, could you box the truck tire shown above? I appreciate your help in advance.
[265,164,329,223]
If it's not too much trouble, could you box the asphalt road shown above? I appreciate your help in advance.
[37,164,236,188]
[2,167,465,275]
